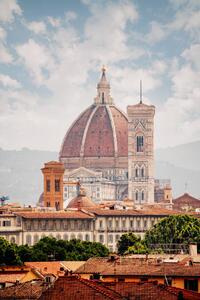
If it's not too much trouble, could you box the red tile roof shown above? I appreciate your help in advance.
[40,275,123,300]
[0,280,47,299]
[76,256,200,277]
[15,210,93,219]
[173,193,200,210]
[102,281,200,300]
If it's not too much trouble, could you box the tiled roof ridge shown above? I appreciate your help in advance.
[77,276,122,300]
[164,284,200,298]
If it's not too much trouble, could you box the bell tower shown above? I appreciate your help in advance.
[41,161,65,210]
[127,88,155,204]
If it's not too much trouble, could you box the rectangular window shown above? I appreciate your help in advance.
[137,136,144,152]
[99,220,103,229]
[184,279,198,292]
[108,234,113,243]
[130,220,133,228]
[144,220,147,229]
[3,220,11,227]
[55,179,60,192]
[46,179,50,192]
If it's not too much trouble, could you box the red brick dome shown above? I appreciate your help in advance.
[59,104,128,159]
[59,69,128,167]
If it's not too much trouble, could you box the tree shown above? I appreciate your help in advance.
[126,241,149,255]
[117,233,141,255]
[0,237,22,265]
[17,245,33,262]
[145,215,200,251]
[32,237,66,261]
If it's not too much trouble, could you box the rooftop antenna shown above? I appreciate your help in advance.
[140,80,142,104]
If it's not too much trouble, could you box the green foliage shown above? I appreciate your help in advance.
[126,241,149,255]
[117,233,141,255]
[0,237,22,265]
[145,215,200,247]
[0,236,109,264]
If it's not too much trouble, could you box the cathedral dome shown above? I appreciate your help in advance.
[59,68,128,170]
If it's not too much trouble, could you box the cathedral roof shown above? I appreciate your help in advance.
[59,69,128,159]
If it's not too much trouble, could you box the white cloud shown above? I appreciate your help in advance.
[0,43,13,63]
[0,74,21,88]
[27,21,46,34]
[146,21,167,44]
[156,58,200,148]
[65,11,77,22]
[182,44,200,69]
[47,16,60,27]
[16,39,54,85]
[0,27,6,40]
[0,0,22,23]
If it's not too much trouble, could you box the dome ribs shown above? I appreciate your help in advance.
[109,107,128,157]
[60,106,94,157]
[84,106,115,157]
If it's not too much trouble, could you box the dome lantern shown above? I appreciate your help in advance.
[94,66,113,105]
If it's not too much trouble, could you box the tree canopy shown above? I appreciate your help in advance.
[117,233,142,255]
[145,215,200,247]
[117,215,200,255]
[0,236,109,265]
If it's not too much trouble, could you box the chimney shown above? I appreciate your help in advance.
[189,243,197,257]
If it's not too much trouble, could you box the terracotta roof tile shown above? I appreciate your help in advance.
[15,211,93,219]
[76,257,200,277]
[0,280,47,299]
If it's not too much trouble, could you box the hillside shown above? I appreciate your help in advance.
[156,140,200,171]
[0,141,200,205]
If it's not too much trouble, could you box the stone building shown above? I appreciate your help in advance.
[0,191,179,252]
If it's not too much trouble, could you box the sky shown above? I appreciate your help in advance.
[0,0,200,151]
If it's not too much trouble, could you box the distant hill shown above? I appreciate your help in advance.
[0,141,200,205]
[0,148,57,205]
[156,140,200,171]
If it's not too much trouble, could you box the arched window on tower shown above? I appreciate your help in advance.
[141,191,144,201]
[141,167,144,177]
[135,191,138,201]
[136,135,144,152]
[135,168,138,177]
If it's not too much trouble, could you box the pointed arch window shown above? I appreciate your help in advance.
[137,136,144,152]
[135,191,138,201]
[135,168,139,177]
[141,191,144,201]
[141,168,144,177]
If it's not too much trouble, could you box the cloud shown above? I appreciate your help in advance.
[145,21,167,44]
[16,39,54,85]
[0,27,13,63]
[65,11,77,22]
[26,21,46,34]
[156,50,200,148]
[182,44,200,69]
[0,27,7,40]
[0,74,21,88]
[47,16,60,27]
[0,43,13,63]
[0,0,22,23]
